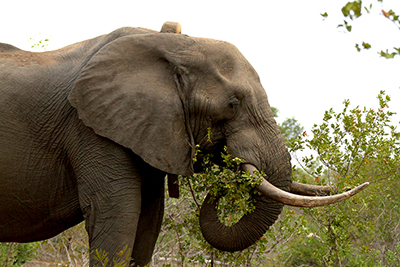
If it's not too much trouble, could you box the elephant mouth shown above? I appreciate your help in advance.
[242,164,369,207]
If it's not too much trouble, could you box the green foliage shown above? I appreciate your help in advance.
[378,244,400,266]
[18,222,89,266]
[289,90,399,182]
[92,245,133,267]
[193,145,262,221]
[356,42,372,52]
[338,0,361,32]
[0,242,39,266]
[273,107,305,143]
[341,1,362,19]
[338,20,353,32]
[382,9,400,30]
[28,34,50,51]
[380,49,398,59]
[324,1,400,58]
[364,3,373,13]
[285,90,400,266]
[279,117,305,143]
[337,1,362,33]
[271,106,279,118]
[93,249,110,266]
[156,145,299,266]
[154,109,305,266]
[378,9,400,58]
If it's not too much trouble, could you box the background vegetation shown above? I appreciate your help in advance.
[1,1,399,266]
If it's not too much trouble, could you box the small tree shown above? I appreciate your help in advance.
[283,90,400,266]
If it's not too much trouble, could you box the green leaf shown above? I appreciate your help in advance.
[364,4,372,13]
[279,117,304,143]
[321,12,328,19]
[379,50,396,59]
[271,106,279,118]
[340,20,353,32]
[362,42,371,49]
[341,1,362,19]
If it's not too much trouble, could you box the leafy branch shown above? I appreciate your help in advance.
[323,0,400,58]
[286,90,400,266]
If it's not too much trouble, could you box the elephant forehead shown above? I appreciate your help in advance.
[174,40,259,94]
[198,40,249,68]
[173,38,249,70]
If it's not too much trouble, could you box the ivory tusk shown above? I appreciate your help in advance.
[290,181,336,196]
[242,164,369,208]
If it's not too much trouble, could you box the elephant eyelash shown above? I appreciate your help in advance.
[229,102,239,109]
[228,99,240,110]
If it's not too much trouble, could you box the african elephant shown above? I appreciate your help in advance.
[0,22,368,266]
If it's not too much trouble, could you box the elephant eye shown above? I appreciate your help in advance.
[226,99,240,120]
[229,99,239,110]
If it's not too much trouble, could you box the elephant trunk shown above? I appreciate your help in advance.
[199,192,282,252]
[199,158,289,252]
[199,164,369,252]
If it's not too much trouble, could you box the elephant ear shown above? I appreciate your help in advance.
[68,33,195,176]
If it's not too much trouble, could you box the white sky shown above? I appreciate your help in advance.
[2,0,400,131]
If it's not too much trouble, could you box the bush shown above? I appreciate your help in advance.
[0,242,39,266]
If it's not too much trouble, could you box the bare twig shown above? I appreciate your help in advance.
[5,242,15,267]
[186,176,201,210]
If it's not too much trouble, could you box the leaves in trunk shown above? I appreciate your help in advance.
[191,146,263,226]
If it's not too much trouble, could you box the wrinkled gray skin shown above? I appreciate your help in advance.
[0,26,291,266]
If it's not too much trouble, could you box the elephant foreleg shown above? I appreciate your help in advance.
[81,176,142,267]
[74,146,144,267]
[132,169,166,266]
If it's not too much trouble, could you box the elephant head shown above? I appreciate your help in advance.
[68,22,368,252]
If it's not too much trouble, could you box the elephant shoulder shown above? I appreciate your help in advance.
[85,27,157,48]
[111,26,158,36]
[55,27,156,64]
[0,48,57,68]
[0,43,21,53]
